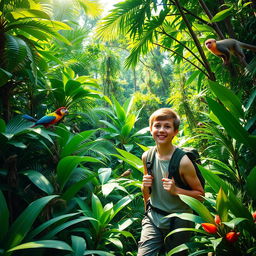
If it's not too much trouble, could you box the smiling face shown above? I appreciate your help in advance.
[150,118,178,145]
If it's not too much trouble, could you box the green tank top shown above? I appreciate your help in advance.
[148,154,192,229]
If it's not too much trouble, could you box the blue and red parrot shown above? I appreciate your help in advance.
[22,107,68,128]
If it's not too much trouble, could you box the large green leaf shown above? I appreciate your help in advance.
[166,227,209,239]
[111,195,134,220]
[0,190,9,241]
[0,68,12,87]
[20,27,49,41]
[38,50,63,65]
[165,212,204,224]
[57,156,101,190]
[123,96,134,114]
[28,127,58,144]
[99,120,119,133]
[62,174,96,201]
[121,114,136,137]
[0,118,6,133]
[211,7,233,22]
[10,9,51,20]
[60,130,96,158]
[113,148,143,172]
[216,188,228,222]
[100,202,114,225]
[55,125,71,149]
[98,168,112,185]
[112,97,126,123]
[208,81,244,119]
[27,213,80,240]
[21,170,54,195]
[101,182,128,197]
[92,194,103,220]
[199,166,255,233]
[106,237,123,249]
[6,195,58,249]
[71,235,86,256]
[41,217,96,239]
[3,116,33,139]
[222,218,247,230]
[8,240,72,252]
[246,167,256,200]
[185,70,200,86]
[167,243,189,256]
[205,158,237,181]
[84,251,114,256]
[206,97,254,149]
[245,89,256,111]
[179,195,214,223]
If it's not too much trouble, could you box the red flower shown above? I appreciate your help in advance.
[252,212,256,222]
[201,223,218,234]
[214,215,221,225]
[225,231,240,243]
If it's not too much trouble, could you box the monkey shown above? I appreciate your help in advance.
[205,38,256,66]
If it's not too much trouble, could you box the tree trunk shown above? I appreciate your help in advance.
[133,67,137,91]
[0,82,12,122]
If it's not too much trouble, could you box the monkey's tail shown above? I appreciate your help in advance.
[240,42,256,52]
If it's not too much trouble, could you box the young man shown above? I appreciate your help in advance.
[138,108,204,256]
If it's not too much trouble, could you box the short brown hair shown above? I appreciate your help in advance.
[149,108,180,130]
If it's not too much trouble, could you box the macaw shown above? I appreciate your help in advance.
[22,107,68,128]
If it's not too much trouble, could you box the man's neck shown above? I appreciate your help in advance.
[156,144,176,160]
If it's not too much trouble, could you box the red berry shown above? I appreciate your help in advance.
[252,212,256,222]
[214,215,221,225]
[225,231,240,243]
[201,223,218,234]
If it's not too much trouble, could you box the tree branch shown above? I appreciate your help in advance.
[168,0,213,27]
[172,0,215,81]
[153,42,210,79]
[197,0,225,39]
[157,27,206,67]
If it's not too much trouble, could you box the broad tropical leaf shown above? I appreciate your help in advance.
[0,190,9,241]
[8,240,72,252]
[21,170,54,195]
[57,156,101,190]
[6,195,58,249]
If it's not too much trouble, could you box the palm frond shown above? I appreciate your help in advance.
[4,34,29,72]
[6,19,72,45]
[77,0,103,18]
[96,0,145,41]
[124,9,169,68]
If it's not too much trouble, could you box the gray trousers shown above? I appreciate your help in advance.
[138,215,193,256]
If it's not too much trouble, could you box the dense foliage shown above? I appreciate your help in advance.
[0,0,256,255]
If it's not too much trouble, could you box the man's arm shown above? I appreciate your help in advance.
[141,151,153,209]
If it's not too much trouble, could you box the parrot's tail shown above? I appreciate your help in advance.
[22,114,37,122]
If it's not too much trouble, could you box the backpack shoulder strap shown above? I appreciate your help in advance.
[146,146,156,175]
[168,147,188,188]
[168,147,186,177]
